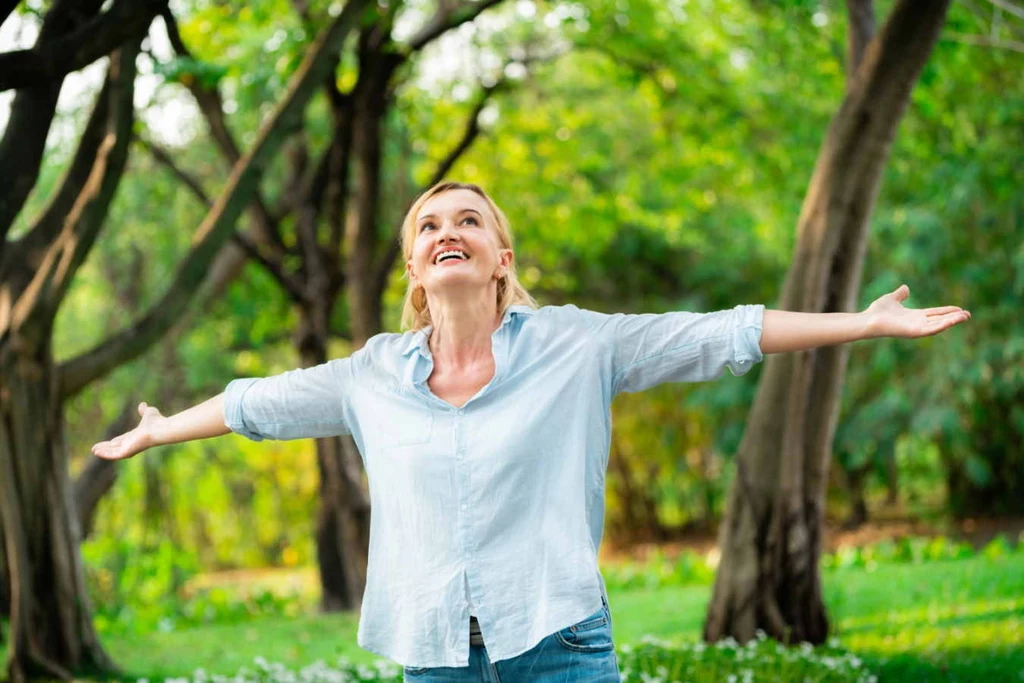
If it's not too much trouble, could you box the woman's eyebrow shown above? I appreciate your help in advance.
[417,208,483,222]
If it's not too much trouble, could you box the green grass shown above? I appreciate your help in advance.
[2,554,1021,681]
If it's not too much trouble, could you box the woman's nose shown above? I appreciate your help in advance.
[437,221,460,241]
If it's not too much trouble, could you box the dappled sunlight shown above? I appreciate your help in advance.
[842,610,1023,657]
[838,596,1023,634]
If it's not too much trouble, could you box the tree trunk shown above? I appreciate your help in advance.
[842,465,869,530]
[703,0,951,645]
[0,342,114,681]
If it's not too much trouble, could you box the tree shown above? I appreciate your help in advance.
[0,0,370,676]
[704,0,953,645]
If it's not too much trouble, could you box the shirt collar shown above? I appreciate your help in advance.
[401,305,536,358]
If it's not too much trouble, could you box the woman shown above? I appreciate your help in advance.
[93,181,970,681]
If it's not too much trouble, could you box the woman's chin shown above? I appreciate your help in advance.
[426,271,490,294]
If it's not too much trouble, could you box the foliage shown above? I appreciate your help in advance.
[837,2,1024,518]
[617,636,876,683]
[82,537,306,637]
[603,548,717,591]
[821,534,1022,571]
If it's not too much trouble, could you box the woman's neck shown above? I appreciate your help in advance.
[426,291,501,369]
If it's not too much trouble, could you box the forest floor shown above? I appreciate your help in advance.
[599,513,1024,564]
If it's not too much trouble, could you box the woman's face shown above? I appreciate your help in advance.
[407,189,512,298]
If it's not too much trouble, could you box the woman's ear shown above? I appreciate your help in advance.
[406,260,418,283]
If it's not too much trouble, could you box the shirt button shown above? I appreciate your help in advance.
[461,503,468,511]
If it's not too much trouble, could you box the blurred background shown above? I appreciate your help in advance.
[0,0,1021,681]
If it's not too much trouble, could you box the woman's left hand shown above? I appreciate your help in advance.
[864,284,971,339]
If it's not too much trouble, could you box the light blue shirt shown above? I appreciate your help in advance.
[223,303,765,668]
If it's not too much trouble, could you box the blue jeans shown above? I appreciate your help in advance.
[403,598,620,682]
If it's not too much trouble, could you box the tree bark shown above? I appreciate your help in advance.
[703,0,952,646]
[0,341,116,681]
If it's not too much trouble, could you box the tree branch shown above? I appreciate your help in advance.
[0,0,106,244]
[0,0,165,92]
[985,0,1024,20]
[232,231,307,304]
[8,42,140,342]
[161,8,289,256]
[941,31,1024,52]
[138,136,210,204]
[74,398,138,539]
[140,137,309,306]
[405,0,506,55]
[845,0,876,77]
[56,0,372,399]
[9,77,115,275]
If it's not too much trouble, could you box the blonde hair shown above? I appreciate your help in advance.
[400,181,537,331]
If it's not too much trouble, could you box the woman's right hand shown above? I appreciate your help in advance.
[91,402,166,460]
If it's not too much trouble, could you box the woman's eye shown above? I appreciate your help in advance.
[420,222,436,231]
[462,217,478,226]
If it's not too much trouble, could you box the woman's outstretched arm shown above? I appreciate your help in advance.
[91,394,230,461]
[760,284,970,355]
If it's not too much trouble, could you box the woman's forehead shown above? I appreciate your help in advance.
[417,189,488,220]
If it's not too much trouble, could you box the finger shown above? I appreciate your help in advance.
[925,312,969,335]
[923,305,964,317]
[138,402,148,416]
[894,284,910,302]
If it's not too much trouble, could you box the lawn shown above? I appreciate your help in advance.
[2,553,1021,681]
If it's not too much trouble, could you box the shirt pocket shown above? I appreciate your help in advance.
[368,384,434,448]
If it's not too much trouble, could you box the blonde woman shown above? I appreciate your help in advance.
[94,181,970,681]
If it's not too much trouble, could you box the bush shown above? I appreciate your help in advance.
[82,537,302,636]
[603,548,717,591]
[820,534,1021,571]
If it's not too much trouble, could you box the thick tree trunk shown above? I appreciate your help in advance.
[0,342,114,681]
[703,0,952,645]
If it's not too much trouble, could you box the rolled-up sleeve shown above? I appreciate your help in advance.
[567,304,765,394]
[223,357,356,441]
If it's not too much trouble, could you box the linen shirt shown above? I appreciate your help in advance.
[223,303,765,668]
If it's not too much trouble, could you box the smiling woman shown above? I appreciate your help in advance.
[92,179,969,682]
[401,182,537,332]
